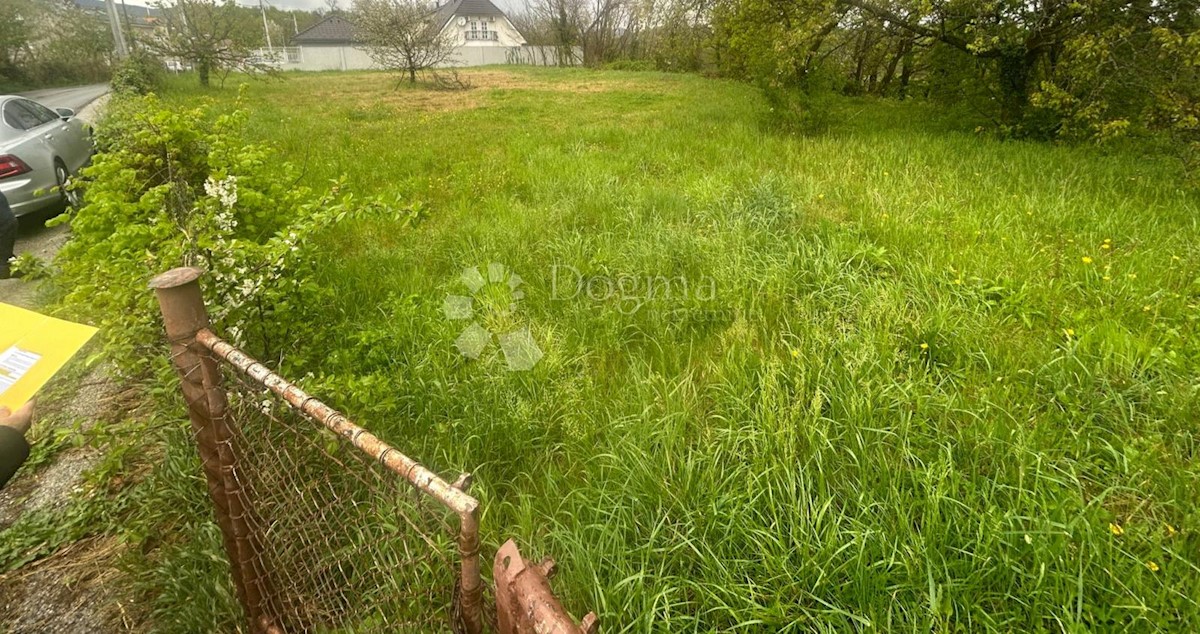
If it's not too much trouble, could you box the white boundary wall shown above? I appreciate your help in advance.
[260,46,581,71]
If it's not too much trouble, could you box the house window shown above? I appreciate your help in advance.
[467,18,494,41]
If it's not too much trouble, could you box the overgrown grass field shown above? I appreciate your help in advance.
[158,68,1199,630]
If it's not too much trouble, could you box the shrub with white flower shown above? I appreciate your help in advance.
[204,175,238,209]
[51,93,411,378]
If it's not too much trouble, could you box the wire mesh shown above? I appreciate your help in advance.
[222,370,460,632]
[151,271,485,634]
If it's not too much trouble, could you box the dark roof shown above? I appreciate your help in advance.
[430,0,508,32]
[291,14,360,45]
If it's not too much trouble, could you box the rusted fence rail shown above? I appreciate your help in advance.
[150,267,596,633]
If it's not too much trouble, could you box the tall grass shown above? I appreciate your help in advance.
[147,68,1199,631]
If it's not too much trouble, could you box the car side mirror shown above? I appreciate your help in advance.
[55,107,75,120]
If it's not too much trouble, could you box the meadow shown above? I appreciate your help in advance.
[156,67,1200,630]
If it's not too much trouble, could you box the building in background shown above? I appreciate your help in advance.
[270,2,573,72]
[74,0,162,36]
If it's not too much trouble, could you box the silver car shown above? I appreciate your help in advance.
[0,96,93,217]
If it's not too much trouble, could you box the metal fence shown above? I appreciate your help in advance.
[150,268,485,633]
[210,331,484,632]
[251,47,303,66]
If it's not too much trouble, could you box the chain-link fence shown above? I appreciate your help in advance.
[151,267,600,634]
[151,268,483,633]
[219,367,459,631]
[197,328,484,634]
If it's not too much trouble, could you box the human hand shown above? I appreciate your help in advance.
[0,401,34,436]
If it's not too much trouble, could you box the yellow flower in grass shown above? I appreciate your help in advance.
[1109,522,1124,536]
[790,348,800,359]
[1103,275,1112,281]
[1146,561,1160,572]
[1166,524,1178,537]
[1082,256,1094,264]
[1064,328,1076,337]
[1101,243,1112,250]
[920,342,929,350]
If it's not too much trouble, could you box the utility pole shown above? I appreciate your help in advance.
[259,0,273,51]
[105,0,129,59]
[120,0,137,51]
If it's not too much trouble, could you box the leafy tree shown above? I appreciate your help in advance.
[0,0,40,84]
[715,0,1200,143]
[149,0,267,86]
[1,0,113,90]
[38,2,114,83]
[352,0,460,84]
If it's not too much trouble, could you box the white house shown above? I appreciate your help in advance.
[430,0,527,48]
[269,1,574,72]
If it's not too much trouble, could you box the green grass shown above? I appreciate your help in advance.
[156,67,1200,631]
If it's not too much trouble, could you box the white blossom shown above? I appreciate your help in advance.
[204,175,239,210]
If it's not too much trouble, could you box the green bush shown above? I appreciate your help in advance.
[601,59,656,72]
[53,91,397,375]
[110,51,166,96]
[759,77,837,134]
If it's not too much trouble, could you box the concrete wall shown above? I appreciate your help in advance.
[280,46,378,71]
[451,46,580,67]
[270,45,580,71]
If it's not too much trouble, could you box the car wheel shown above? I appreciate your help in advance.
[55,161,81,209]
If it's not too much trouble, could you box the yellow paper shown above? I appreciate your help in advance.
[0,303,98,410]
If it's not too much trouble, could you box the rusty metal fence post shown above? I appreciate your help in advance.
[151,267,278,633]
[494,539,598,634]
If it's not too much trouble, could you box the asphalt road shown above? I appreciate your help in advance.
[16,84,109,113]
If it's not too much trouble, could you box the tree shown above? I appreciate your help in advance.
[0,0,40,84]
[520,0,586,65]
[352,0,460,84]
[150,0,266,86]
[1,0,114,90]
[714,0,1200,138]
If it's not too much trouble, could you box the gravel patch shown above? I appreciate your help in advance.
[0,450,99,528]
[76,94,109,124]
[0,537,129,634]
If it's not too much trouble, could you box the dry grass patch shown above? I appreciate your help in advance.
[278,68,660,115]
[0,536,135,633]
[460,69,654,93]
